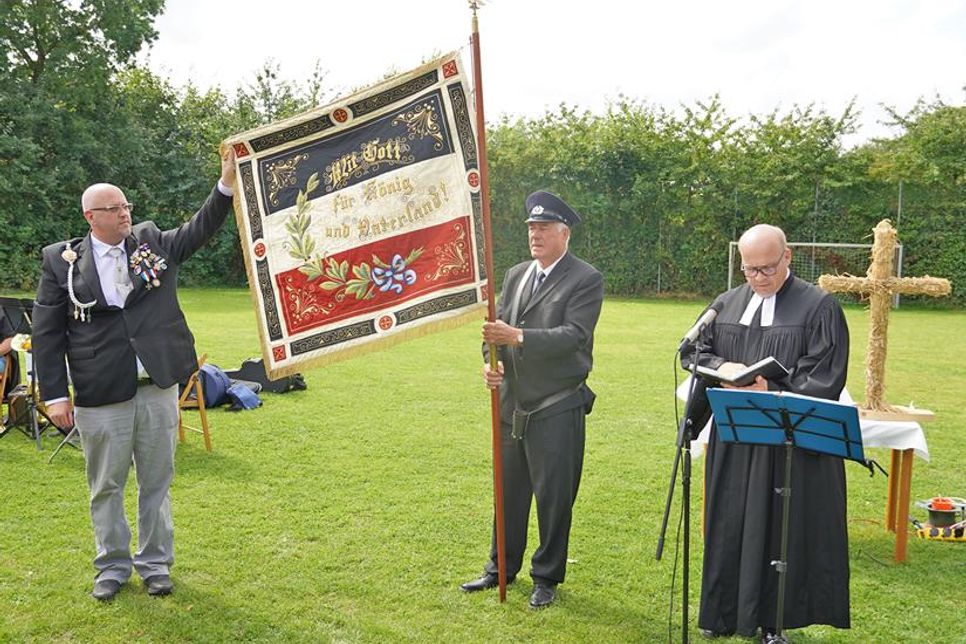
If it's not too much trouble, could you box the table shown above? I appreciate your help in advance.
[676,380,929,562]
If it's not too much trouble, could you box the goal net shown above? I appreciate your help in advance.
[727,242,905,306]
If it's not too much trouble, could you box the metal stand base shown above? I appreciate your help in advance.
[48,426,80,463]
[656,352,707,644]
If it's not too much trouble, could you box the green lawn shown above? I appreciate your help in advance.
[1,290,963,643]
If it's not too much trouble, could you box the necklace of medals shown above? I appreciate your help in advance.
[62,242,96,322]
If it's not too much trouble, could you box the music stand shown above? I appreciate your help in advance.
[0,296,74,452]
[706,388,865,644]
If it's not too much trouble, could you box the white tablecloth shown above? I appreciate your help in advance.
[676,378,929,461]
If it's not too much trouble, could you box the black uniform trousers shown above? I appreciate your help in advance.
[484,405,586,585]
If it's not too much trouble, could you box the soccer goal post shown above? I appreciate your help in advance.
[727,242,905,307]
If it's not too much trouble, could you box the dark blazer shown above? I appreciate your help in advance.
[32,187,232,407]
[488,251,604,421]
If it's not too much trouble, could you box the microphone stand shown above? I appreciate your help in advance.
[656,342,705,644]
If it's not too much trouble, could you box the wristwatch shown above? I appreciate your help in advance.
[517,331,524,345]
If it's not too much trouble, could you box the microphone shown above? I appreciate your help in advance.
[677,301,723,352]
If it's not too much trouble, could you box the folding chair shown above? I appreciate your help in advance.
[0,354,10,436]
[178,353,212,452]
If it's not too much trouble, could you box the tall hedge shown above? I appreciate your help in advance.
[486,99,964,306]
[0,43,961,305]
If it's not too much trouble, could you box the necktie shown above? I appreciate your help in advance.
[108,247,133,304]
[520,270,544,311]
[532,271,546,296]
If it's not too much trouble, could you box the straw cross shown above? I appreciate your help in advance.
[818,219,951,416]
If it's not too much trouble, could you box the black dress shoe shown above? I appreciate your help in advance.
[143,574,173,596]
[699,629,735,639]
[91,579,122,601]
[459,572,514,592]
[528,583,556,609]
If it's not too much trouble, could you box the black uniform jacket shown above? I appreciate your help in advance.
[487,251,604,423]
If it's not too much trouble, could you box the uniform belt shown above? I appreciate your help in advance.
[516,383,584,417]
[136,376,154,387]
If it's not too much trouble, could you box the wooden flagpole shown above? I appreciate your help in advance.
[469,0,507,603]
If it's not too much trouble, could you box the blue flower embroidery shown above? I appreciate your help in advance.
[372,254,417,294]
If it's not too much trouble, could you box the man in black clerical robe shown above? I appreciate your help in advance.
[682,224,851,640]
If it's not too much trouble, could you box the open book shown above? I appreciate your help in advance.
[695,356,790,387]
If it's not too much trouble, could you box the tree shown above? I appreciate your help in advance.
[858,99,966,300]
[1,0,163,82]
[232,60,330,128]
[0,0,166,288]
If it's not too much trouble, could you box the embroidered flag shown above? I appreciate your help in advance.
[225,53,487,378]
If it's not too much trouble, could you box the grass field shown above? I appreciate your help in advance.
[1,290,963,643]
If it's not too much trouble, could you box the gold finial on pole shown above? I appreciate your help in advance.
[468,0,485,32]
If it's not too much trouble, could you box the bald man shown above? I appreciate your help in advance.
[681,224,852,640]
[32,149,237,601]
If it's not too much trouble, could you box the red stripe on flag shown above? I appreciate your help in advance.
[276,216,475,334]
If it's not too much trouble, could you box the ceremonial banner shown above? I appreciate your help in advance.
[225,53,487,378]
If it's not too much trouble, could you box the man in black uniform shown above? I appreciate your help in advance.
[460,191,604,609]
[683,224,851,640]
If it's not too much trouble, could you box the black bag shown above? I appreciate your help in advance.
[224,359,307,394]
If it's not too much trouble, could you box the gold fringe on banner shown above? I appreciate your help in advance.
[265,307,484,380]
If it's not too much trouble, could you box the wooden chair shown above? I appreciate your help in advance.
[178,353,212,452]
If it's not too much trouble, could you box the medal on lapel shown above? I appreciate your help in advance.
[129,243,168,290]
[62,242,96,322]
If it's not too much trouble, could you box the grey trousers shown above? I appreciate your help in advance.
[75,384,179,582]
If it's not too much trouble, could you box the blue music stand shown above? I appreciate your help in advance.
[706,388,865,644]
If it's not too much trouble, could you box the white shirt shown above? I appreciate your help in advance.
[89,235,131,307]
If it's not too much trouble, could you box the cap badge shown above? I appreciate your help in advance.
[530,205,544,215]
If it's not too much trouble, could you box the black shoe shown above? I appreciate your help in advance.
[528,583,556,609]
[143,574,173,596]
[91,579,122,601]
[459,572,514,592]
[699,629,735,639]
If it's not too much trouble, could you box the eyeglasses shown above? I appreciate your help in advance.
[89,203,134,215]
[740,248,786,277]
